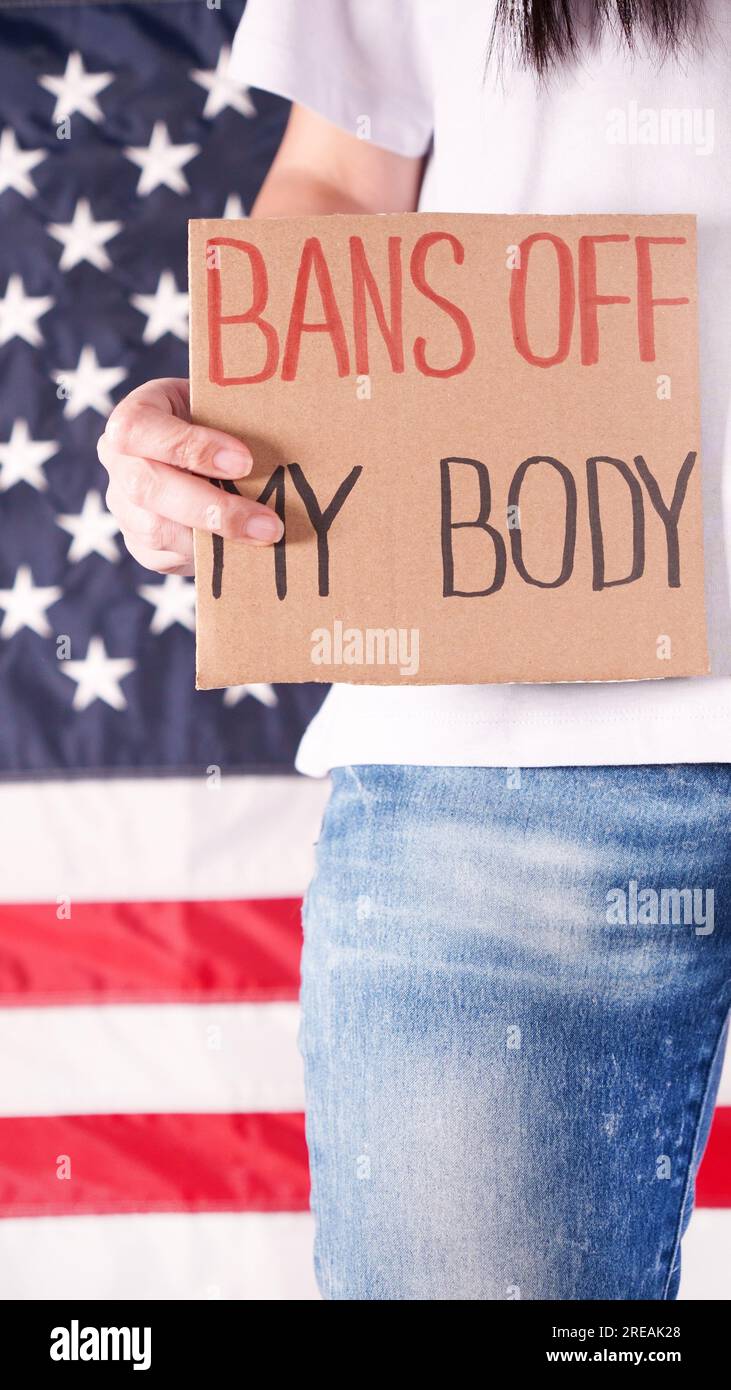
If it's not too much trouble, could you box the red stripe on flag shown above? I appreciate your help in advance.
[0,1112,309,1217]
[0,1107,726,1218]
[696,1107,731,1208]
[0,899,302,1005]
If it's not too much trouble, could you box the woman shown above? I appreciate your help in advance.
[98,0,731,1299]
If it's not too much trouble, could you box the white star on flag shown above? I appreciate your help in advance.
[124,121,200,197]
[59,634,135,711]
[48,198,122,272]
[57,489,121,563]
[0,419,59,492]
[191,46,256,120]
[223,193,246,220]
[0,274,54,347]
[0,565,62,639]
[38,50,113,124]
[0,127,46,199]
[131,270,188,343]
[54,345,127,419]
[138,574,195,633]
[223,684,278,708]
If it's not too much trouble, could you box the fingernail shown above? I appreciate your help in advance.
[245,512,283,542]
[213,447,252,476]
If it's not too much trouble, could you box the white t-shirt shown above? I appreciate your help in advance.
[230,0,731,774]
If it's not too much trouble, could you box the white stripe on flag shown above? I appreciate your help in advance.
[0,1206,724,1300]
[679,1209,731,1300]
[0,1211,320,1300]
[0,1002,304,1116]
[0,775,329,903]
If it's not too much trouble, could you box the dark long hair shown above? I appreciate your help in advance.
[490,0,707,76]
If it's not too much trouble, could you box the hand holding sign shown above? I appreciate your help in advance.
[188,212,708,687]
[98,378,282,577]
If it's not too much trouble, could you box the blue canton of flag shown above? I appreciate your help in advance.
[0,0,326,774]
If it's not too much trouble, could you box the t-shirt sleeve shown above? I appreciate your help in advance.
[229,0,434,157]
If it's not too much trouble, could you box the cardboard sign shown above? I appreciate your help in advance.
[188,213,708,687]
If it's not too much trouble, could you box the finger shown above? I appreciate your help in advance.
[105,481,193,558]
[100,380,252,479]
[122,536,194,576]
[108,451,284,544]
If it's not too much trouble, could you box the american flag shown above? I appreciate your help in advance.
[0,0,727,1300]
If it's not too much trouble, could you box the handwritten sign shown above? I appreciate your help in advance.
[188,213,708,686]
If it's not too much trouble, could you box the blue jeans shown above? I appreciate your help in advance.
[300,765,731,1300]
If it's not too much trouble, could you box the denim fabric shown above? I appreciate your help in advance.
[300,765,731,1301]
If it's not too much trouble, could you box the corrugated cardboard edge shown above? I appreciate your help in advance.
[686,214,711,677]
[189,220,206,691]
